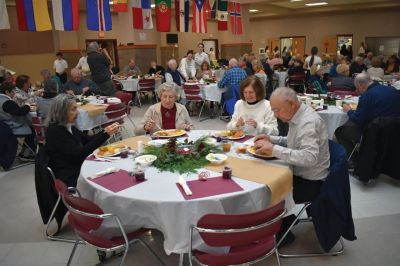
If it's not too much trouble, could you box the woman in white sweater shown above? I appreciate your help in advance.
[227,76,278,136]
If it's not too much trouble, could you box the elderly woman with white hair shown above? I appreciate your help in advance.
[331,64,356,91]
[45,94,120,187]
[136,82,192,135]
[164,59,184,88]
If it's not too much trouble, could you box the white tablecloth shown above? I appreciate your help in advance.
[317,106,349,139]
[77,130,290,255]
[116,78,162,92]
[183,83,226,103]
[274,71,288,87]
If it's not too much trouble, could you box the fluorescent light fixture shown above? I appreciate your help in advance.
[290,0,303,2]
[305,2,328,6]
[249,9,260,13]
[151,4,155,8]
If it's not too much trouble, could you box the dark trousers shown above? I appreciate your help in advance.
[56,72,67,84]
[335,121,362,158]
[293,175,323,203]
[15,131,36,154]
[97,80,116,96]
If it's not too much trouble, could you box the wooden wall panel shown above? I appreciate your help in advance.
[59,50,81,74]
[160,46,179,67]
[0,7,54,56]
[221,43,253,59]
[117,45,157,74]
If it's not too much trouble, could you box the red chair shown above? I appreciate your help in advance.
[183,84,206,121]
[101,103,129,141]
[62,190,164,266]
[31,116,47,145]
[189,201,285,266]
[115,91,136,130]
[137,78,157,106]
[286,73,306,93]
[328,88,359,97]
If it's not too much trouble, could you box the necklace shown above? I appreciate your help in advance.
[164,110,170,118]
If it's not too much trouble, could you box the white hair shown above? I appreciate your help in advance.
[167,59,177,68]
[354,72,371,87]
[229,58,238,67]
[271,87,299,102]
[157,82,179,98]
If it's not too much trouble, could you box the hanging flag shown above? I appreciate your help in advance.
[175,0,189,32]
[217,0,228,31]
[229,1,242,35]
[210,0,217,19]
[131,0,153,29]
[155,0,171,32]
[0,0,10,30]
[192,0,207,33]
[112,0,128,12]
[15,0,52,31]
[52,0,79,31]
[87,0,112,31]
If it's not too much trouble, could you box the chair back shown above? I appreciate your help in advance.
[196,201,285,247]
[138,78,155,92]
[183,84,202,101]
[31,116,47,144]
[224,84,240,116]
[328,89,359,97]
[115,91,133,115]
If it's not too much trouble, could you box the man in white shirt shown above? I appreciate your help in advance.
[54,52,68,84]
[179,50,197,81]
[75,49,90,77]
[194,43,210,69]
[254,87,330,245]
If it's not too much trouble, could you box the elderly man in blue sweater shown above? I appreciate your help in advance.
[335,72,400,158]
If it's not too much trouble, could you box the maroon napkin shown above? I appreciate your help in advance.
[176,176,244,200]
[88,169,146,193]
[233,135,254,143]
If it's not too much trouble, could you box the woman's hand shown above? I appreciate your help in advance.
[236,117,245,127]
[179,124,192,131]
[245,118,258,128]
[144,119,155,132]
[105,122,121,136]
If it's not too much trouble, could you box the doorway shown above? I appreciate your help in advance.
[280,36,306,57]
[85,39,119,72]
[337,35,353,57]
[202,39,219,61]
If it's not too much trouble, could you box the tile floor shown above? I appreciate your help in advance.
[1,102,400,266]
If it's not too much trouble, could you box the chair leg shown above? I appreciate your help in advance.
[136,91,141,107]
[67,239,80,266]
[275,249,281,266]
[347,142,360,162]
[278,238,345,258]
[138,238,165,265]
[198,101,206,121]
[179,253,184,266]
[119,245,129,266]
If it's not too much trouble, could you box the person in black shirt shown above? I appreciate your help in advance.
[148,60,165,76]
[349,56,366,77]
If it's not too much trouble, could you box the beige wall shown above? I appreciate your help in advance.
[250,10,400,57]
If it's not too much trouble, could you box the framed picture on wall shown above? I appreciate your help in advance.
[259,48,265,54]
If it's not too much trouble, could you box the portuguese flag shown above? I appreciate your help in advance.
[155,0,171,32]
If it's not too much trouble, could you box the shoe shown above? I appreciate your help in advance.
[18,154,35,162]
[276,230,296,248]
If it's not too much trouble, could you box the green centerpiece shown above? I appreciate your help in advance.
[143,137,222,173]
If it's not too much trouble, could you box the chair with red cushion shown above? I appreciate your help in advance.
[62,190,164,266]
[189,201,285,266]
[115,91,136,130]
[328,88,359,97]
[183,84,206,121]
[287,73,306,93]
[137,78,157,106]
[31,116,47,146]
[101,103,129,140]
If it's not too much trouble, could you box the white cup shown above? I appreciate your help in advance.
[336,100,343,107]
[305,98,312,106]
[137,141,144,154]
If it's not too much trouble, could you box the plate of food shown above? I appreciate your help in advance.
[215,130,245,140]
[153,129,187,138]
[247,146,275,159]
[94,145,128,158]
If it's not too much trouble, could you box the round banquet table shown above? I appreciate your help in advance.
[77,130,290,255]
[116,77,162,92]
[317,105,349,139]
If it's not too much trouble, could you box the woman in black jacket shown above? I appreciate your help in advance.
[44,94,120,187]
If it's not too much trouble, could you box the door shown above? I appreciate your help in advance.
[202,39,219,60]
[86,39,119,72]
[280,36,306,57]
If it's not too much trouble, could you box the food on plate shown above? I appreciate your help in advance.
[217,130,245,139]
[236,146,247,153]
[154,129,186,137]
[96,145,125,156]
[248,146,272,157]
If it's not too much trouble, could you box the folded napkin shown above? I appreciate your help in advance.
[178,175,192,196]
[92,167,119,178]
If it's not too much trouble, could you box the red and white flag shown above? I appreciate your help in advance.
[229,1,242,35]
[192,0,207,33]
[0,0,10,30]
[131,0,153,29]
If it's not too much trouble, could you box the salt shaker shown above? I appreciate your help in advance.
[137,141,144,153]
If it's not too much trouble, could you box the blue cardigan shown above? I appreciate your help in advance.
[347,82,400,129]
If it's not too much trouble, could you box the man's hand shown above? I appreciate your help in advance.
[236,117,245,127]
[66,90,75,96]
[254,134,270,142]
[104,122,121,136]
[342,104,351,113]
[254,139,274,156]
[245,118,258,128]
[82,86,90,95]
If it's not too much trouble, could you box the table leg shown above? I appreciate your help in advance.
[179,253,184,266]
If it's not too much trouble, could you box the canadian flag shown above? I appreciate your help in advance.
[131,0,153,29]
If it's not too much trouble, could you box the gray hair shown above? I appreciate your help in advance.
[45,94,76,126]
[40,69,51,78]
[87,41,99,53]
[229,58,238,67]
[157,82,179,98]
[43,79,58,94]
[271,87,299,102]
[354,72,372,87]
[70,68,81,76]
[167,59,177,68]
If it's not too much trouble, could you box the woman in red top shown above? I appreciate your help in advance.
[136,83,192,135]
